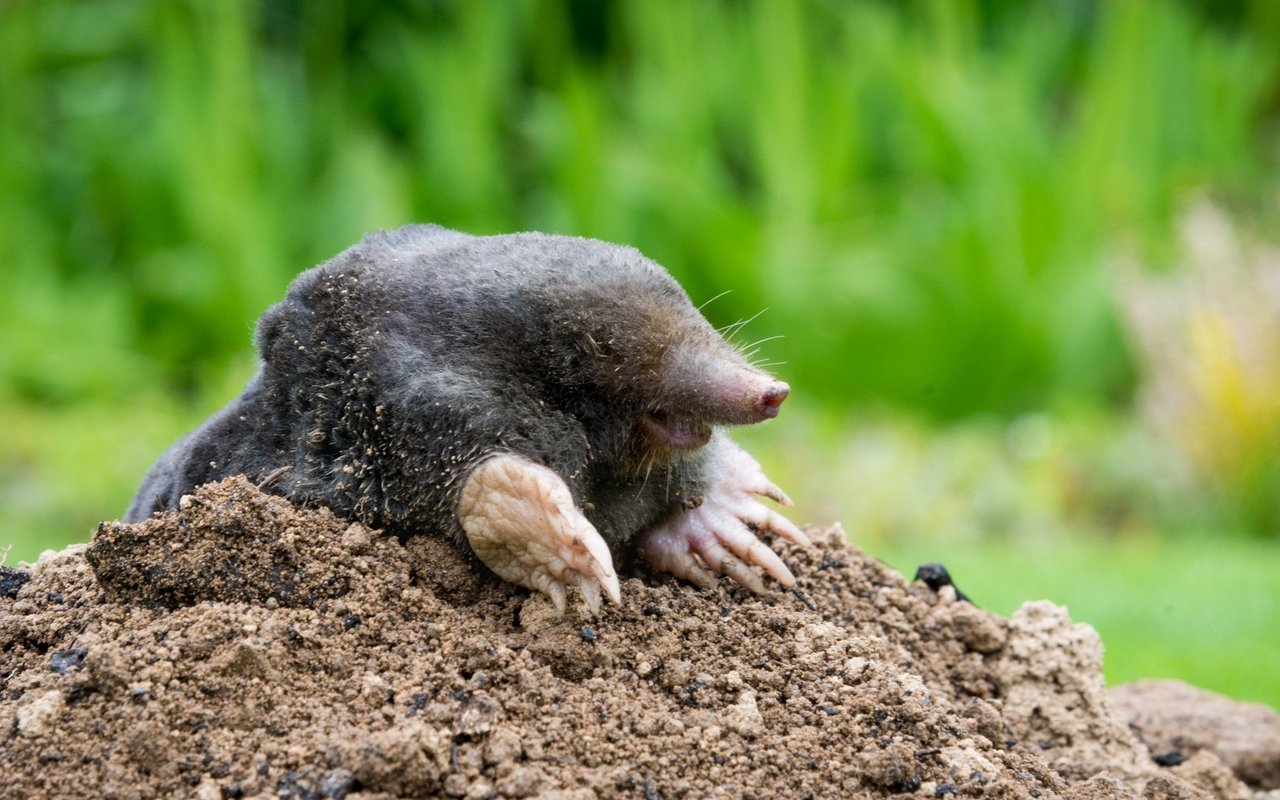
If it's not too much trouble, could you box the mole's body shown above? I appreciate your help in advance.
[127,225,807,612]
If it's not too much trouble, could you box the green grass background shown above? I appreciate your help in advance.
[1,0,1277,708]
[879,536,1280,709]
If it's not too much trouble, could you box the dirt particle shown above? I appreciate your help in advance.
[0,566,31,598]
[15,689,66,738]
[1156,751,1188,767]
[482,726,523,765]
[725,689,764,738]
[496,765,547,797]
[49,648,88,674]
[319,768,355,799]
[459,694,504,735]
[194,778,221,800]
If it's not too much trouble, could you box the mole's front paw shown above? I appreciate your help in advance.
[637,441,811,593]
[458,454,621,615]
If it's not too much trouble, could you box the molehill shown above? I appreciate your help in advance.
[2,477,1276,800]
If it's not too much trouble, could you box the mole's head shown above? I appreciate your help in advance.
[525,238,789,464]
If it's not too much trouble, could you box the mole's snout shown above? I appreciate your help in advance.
[661,342,790,427]
[753,382,789,420]
[698,368,789,426]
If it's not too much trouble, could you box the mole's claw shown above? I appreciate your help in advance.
[761,510,811,548]
[458,453,619,615]
[593,566,622,606]
[583,545,620,600]
[730,451,793,507]
[726,520,797,587]
[579,525,618,585]
[548,581,568,615]
[682,561,720,590]
[718,556,766,594]
[579,575,603,616]
[762,481,793,507]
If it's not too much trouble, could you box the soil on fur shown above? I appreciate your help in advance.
[0,477,1269,799]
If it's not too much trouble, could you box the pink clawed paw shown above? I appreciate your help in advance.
[638,440,809,593]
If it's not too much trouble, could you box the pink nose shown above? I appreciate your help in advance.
[754,382,789,419]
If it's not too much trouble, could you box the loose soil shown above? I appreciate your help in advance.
[0,477,1271,799]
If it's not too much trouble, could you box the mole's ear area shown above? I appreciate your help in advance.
[253,298,297,362]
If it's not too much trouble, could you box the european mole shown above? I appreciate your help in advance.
[126,224,809,613]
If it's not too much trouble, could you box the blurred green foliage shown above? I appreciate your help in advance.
[1,1,1278,702]
[3,0,1278,416]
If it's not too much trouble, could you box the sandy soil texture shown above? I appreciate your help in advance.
[1,477,1273,800]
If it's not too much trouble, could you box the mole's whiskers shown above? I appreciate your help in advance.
[718,308,767,346]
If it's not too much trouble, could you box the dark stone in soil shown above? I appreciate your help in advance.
[0,566,31,598]
[49,648,88,674]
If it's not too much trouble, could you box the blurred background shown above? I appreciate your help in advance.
[1,1,1277,705]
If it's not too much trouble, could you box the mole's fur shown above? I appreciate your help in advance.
[126,225,786,562]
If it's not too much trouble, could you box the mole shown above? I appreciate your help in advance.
[125,224,809,613]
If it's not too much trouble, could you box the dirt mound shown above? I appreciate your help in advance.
[0,478,1264,799]
[1110,680,1280,791]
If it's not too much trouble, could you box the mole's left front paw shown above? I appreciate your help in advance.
[637,442,810,593]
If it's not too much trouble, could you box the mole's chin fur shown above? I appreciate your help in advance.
[125,224,799,608]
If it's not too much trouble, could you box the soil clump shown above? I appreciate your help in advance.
[0,477,1271,799]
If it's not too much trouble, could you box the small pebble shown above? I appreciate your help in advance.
[0,566,31,598]
[320,768,355,799]
[49,648,88,675]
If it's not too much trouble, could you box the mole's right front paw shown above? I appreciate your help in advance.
[457,454,621,616]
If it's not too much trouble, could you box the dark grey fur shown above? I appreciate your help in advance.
[126,225,759,551]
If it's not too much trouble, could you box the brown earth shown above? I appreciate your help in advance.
[0,477,1273,800]
[1110,681,1280,792]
